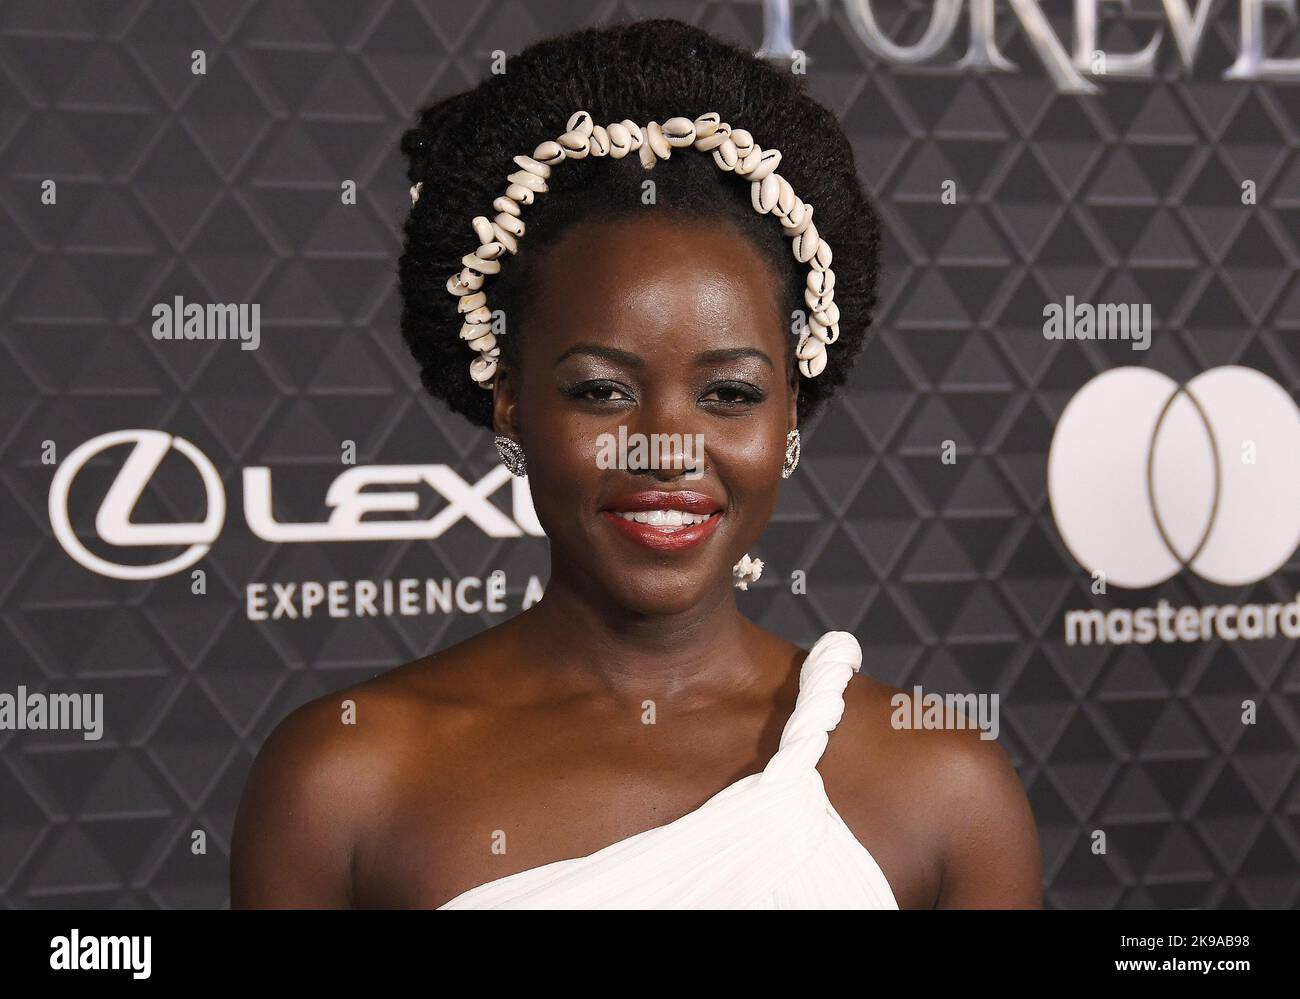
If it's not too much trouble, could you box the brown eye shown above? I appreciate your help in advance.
[702,381,764,405]
[562,380,632,402]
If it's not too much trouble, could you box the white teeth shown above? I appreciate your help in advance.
[615,509,714,527]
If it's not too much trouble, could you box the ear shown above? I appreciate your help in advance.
[491,365,521,439]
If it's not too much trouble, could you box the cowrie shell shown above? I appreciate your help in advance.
[774,175,796,216]
[712,137,738,170]
[567,111,593,136]
[558,130,590,158]
[589,124,610,156]
[729,128,754,158]
[462,305,492,325]
[799,346,828,378]
[736,147,763,176]
[447,274,474,296]
[794,225,821,263]
[494,212,524,237]
[461,319,491,339]
[748,148,781,181]
[457,291,487,313]
[513,154,551,179]
[607,122,631,159]
[662,117,696,147]
[475,240,505,260]
[533,140,564,165]
[693,130,729,152]
[505,183,535,204]
[646,121,671,159]
[808,316,840,344]
[462,253,500,275]
[507,170,547,193]
[409,182,423,204]
[472,216,495,244]
[807,267,835,296]
[491,222,518,253]
[752,174,780,213]
[621,120,643,150]
[814,300,840,327]
[493,196,521,218]
[470,355,497,384]
[812,240,833,271]
[796,332,824,360]
[467,329,497,352]
[694,112,721,138]
[638,138,657,170]
[804,283,832,312]
[782,202,813,235]
[456,268,483,290]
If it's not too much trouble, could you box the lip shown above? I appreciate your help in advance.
[600,509,723,551]
[602,490,723,515]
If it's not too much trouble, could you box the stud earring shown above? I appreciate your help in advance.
[781,428,800,479]
[733,553,764,590]
[494,434,527,477]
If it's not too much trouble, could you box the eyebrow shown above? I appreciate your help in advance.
[554,342,774,370]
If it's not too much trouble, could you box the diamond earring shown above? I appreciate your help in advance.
[781,428,800,479]
[494,434,527,477]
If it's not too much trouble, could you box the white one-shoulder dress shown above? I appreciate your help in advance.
[437,630,900,909]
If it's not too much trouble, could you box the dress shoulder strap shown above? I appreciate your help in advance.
[760,630,862,781]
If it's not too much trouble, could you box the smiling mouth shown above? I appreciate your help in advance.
[598,509,724,550]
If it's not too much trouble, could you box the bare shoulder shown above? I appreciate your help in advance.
[229,633,497,908]
[824,670,1043,909]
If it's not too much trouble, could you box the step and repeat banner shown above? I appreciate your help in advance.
[2,0,1298,909]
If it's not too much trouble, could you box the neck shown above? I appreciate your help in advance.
[507,558,777,704]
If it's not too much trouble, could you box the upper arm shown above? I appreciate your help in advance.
[229,697,360,908]
[932,729,1042,909]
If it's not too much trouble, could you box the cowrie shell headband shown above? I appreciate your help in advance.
[415,110,840,390]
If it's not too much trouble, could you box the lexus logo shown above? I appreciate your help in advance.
[1048,366,1300,589]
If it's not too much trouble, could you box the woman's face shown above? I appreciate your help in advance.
[493,213,798,616]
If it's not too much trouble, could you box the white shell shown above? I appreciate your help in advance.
[462,253,500,275]
[621,120,644,150]
[475,240,505,260]
[513,154,551,179]
[493,195,521,218]
[461,319,491,339]
[505,183,535,204]
[735,147,763,176]
[814,300,841,327]
[455,268,483,290]
[409,182,423,204]
[774,175,796,216]
[494,212,524,237]
[807,267,835,296]
[638,139,656,170]
[812,240,833,271]
[799,347,828,378]
[662,116,696,146]
[646,121,671,159]
[466,329,497,352]
[472,216,495,244]
[808,315,840,344]
[693,130,728,152]
[712,137,738,171]
[694,112,721,138]
[558,130,590,158]
[447,274,473,296]
[748,148,781,182]
[730,128,754,158]
[507,169,547,193]
[491,222,518,253]
[752,174,780,214]
[793,224,821,263]
[462,305,492,325]
[589,124,610,156]
[457,290,487,313]
[567,111,593,136]
[607,122,631,158]
[533,140,564,165]
[470,355,497,384]
[782,201,813,235]
[804,284,832,312]
[795,332,824,360]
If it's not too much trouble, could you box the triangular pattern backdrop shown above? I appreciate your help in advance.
[1,0,1298,909]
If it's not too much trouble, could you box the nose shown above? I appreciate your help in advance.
[627,402,707,482]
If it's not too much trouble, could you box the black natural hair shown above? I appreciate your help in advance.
[398,18,880,430]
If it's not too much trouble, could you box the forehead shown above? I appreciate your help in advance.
[524,213,786,355]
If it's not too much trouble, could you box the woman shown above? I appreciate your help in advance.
[230,18,1041,909]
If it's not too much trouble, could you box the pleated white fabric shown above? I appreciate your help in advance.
[438,630,900,909]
